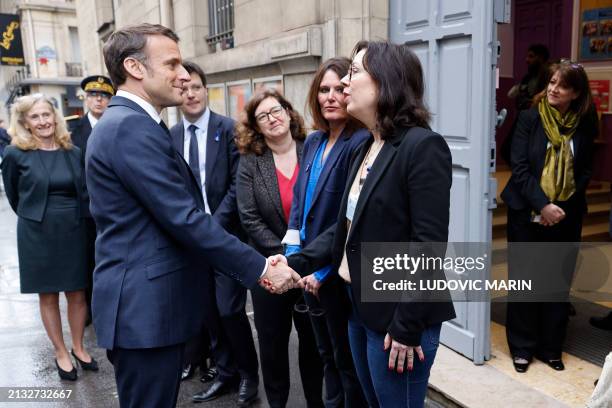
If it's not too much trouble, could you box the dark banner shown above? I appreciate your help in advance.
[0,13,24,66]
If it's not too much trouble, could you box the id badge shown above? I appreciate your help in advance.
[346,192,358,222]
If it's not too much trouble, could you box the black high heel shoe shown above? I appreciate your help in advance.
[512,356,530,373]
[71,350,99,371]
[55,359,77,381]
[543,359,565,371]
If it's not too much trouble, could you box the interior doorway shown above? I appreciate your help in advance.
[492,0,611,403]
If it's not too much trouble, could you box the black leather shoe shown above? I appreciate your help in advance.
[237,378,258,406]
[192,379,238,403]
[181,364,195,381]
[199,366,218,383]
[544,359,565,371]
[512,357,530,373]
[55,359,77,381]
[71,350,99,371]
[590,312,612,331]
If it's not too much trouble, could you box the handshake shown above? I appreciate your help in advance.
[259,255,303,294]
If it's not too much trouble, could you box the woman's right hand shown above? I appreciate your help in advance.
[540,203,565,226]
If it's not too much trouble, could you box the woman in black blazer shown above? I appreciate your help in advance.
[501,61,598,373]
[280,42,455,408]
[1,94,98,381]
[235,89,324,408]
[282,57,369,408]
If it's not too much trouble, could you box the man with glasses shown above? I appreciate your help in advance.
[69,75,115,326]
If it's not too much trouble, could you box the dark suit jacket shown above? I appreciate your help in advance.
[236,141,304,257]
[169,111,241,233]
[1,145,88,221]
[288,126,456,346]
[501,107,597,213]
[0,127,10,158]
[70,114,93,161]
[85,96,266,349]
[287,128,369,246]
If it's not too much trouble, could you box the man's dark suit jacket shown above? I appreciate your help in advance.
[69,114,92,161]
[1,145,88,221]
[501,107,597,214]
[288,126,456,346]
[169,111,241,234]
[237,141,304,257]
[287,128,369,247]
[85,96,266,350]
[0,127,11,158]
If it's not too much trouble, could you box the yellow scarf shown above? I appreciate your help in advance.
[538,98,579,202]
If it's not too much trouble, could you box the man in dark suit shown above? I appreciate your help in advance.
[86,23,299,408]
[69,75,115,325]
[170,61,259,405]
[0,125,10,159]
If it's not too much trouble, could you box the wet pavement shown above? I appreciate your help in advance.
[0,189,307,407]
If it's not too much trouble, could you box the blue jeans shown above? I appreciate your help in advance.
[346,292,441,407]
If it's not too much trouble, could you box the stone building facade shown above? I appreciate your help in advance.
[0,0,84,118]
[73,0,389,126]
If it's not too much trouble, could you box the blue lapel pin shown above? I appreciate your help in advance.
[214,130,221,142]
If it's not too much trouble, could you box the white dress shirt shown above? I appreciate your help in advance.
[87,111,99,128]
[183,108,211,213]
[116,90,161,123]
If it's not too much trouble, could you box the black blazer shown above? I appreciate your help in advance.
[236,141,304,257]
[69,114,93,162]
[288,126,456,346]
[170,111,241,232]
[501,107,597,213]
[1,145,89,222]
[286,128,370,246]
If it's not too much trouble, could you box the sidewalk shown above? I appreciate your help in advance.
[428,322,603,408]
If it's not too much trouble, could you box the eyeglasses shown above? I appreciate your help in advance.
[348,63,361,82]
[255,105,285,123]
[87,91,111,100]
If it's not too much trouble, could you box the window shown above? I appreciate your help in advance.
[68,27,81,63]
[207,0,234,49]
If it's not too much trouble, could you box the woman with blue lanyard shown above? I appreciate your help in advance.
[282,57,369,408]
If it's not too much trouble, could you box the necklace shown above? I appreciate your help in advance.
[358,139,384,191]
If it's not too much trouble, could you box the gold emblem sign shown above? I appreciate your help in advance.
[1,21,18,50]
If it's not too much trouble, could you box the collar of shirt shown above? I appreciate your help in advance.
[87,111,99,128]
[182,107,210,142]
[116,90,162,124]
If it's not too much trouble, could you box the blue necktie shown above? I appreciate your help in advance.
[188,124,202,188]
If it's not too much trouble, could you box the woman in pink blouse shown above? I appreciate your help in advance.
[235,89,324,407]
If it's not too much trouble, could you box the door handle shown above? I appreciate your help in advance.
[496,108,507,128]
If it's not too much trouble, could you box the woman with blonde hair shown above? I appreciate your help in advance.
[1,94,98,381]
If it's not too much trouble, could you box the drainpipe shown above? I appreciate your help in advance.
[160,0,179,126]
[25,7,39,78]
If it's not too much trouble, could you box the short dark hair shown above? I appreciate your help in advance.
[235,89,306,155]
[307,57,362,132]
[528,44,550,61]
[103,23,180,87]
[183,61,207,87]
[351,41,431,139]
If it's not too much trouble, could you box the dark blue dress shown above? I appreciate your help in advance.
[17,150,88,293]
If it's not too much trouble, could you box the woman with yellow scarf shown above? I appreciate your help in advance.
[501,60,598,373]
